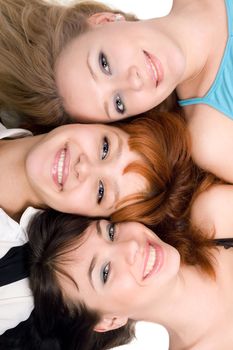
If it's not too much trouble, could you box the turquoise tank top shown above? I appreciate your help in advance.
[178,0,233,119]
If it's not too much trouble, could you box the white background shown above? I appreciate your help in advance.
[56,0,173,349]
[98,0,172,19]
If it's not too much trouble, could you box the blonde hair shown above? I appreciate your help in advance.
[114,111,220,277]
[0,0,180,133]
[0,0,137,132]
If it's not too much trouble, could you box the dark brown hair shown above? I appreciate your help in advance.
[28,209,135,350]
[28,211,216,349]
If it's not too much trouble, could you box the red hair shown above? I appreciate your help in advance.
[114,110,220,277]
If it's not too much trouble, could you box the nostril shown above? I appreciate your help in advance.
[74,156,81,178]
[129,66,142,90]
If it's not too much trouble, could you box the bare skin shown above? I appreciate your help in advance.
[0,124,147,220]
[55,0,233,184]
[148,185,233,350]
[59,185,233,350]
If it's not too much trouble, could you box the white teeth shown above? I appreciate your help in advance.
[148,56,158,83]
[57,150,65,185]
[144,245,156,277]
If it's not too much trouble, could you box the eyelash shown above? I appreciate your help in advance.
[115,95,125,114]
[97,180,104,204]
[101,136,109,160]
[107,223,116,242]
[102,263,110,284]
[99,52,126,115]
[97,137,110,204]
[99,52,111,74]
[102,223,116,284]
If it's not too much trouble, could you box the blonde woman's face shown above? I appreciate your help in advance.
[25,123,147,216]
[55,16,185,122]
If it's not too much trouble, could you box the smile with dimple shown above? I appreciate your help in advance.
[52,146,70,189]
[142,242,164,280]
[143,50,164,87]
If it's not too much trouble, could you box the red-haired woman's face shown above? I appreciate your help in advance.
[25,123,147,216]
[55,14,185,122]
[58,220,180,330]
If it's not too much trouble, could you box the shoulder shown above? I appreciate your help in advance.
[191,184,233,239]
[187,105,233,183]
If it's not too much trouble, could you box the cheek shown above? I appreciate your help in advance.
[61,184,96,215]
[26,146,46,183]
[109,274,139,309]
[148,245,180,292]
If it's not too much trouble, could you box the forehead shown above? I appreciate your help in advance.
[57,222,98,289]
[55,123,121,135]
[69,221,98,258]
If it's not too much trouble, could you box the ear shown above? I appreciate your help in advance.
[94,315,128,333]
[88,12,125,26]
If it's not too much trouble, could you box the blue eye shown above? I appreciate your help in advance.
[99,52,111,74]
[101,137,109,160]
[97,180,104,204]
[107,223,115,241]
[102,263,110,284]
[115,95,125,114]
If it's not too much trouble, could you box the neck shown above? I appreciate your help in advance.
[149,0,221,89]
[0,135,45,221]
[139,265,223,350]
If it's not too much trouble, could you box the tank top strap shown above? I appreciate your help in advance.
[178,0,233,114]
[225,0,233,36]
[213,238,233,249]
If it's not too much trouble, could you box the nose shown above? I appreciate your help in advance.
[74,154,90,182]
[127,65,143,91]
[117,239,139,266]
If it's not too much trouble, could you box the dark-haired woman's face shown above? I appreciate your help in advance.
[58,220,180,327]
[55,18,185,122]
[25,124,147,216]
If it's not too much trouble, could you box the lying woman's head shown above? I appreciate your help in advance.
[29,210,136,350]
[29,209,215,349]
[25,112,188,218]
[0,0,178,130]
[54,2,180,123]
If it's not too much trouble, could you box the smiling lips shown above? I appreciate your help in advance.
[52,147,70,188]
[143,242,163,279]
[143,50,163,87]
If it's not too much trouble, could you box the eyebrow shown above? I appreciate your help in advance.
[87,51,112,120]
[88,221,102,290]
